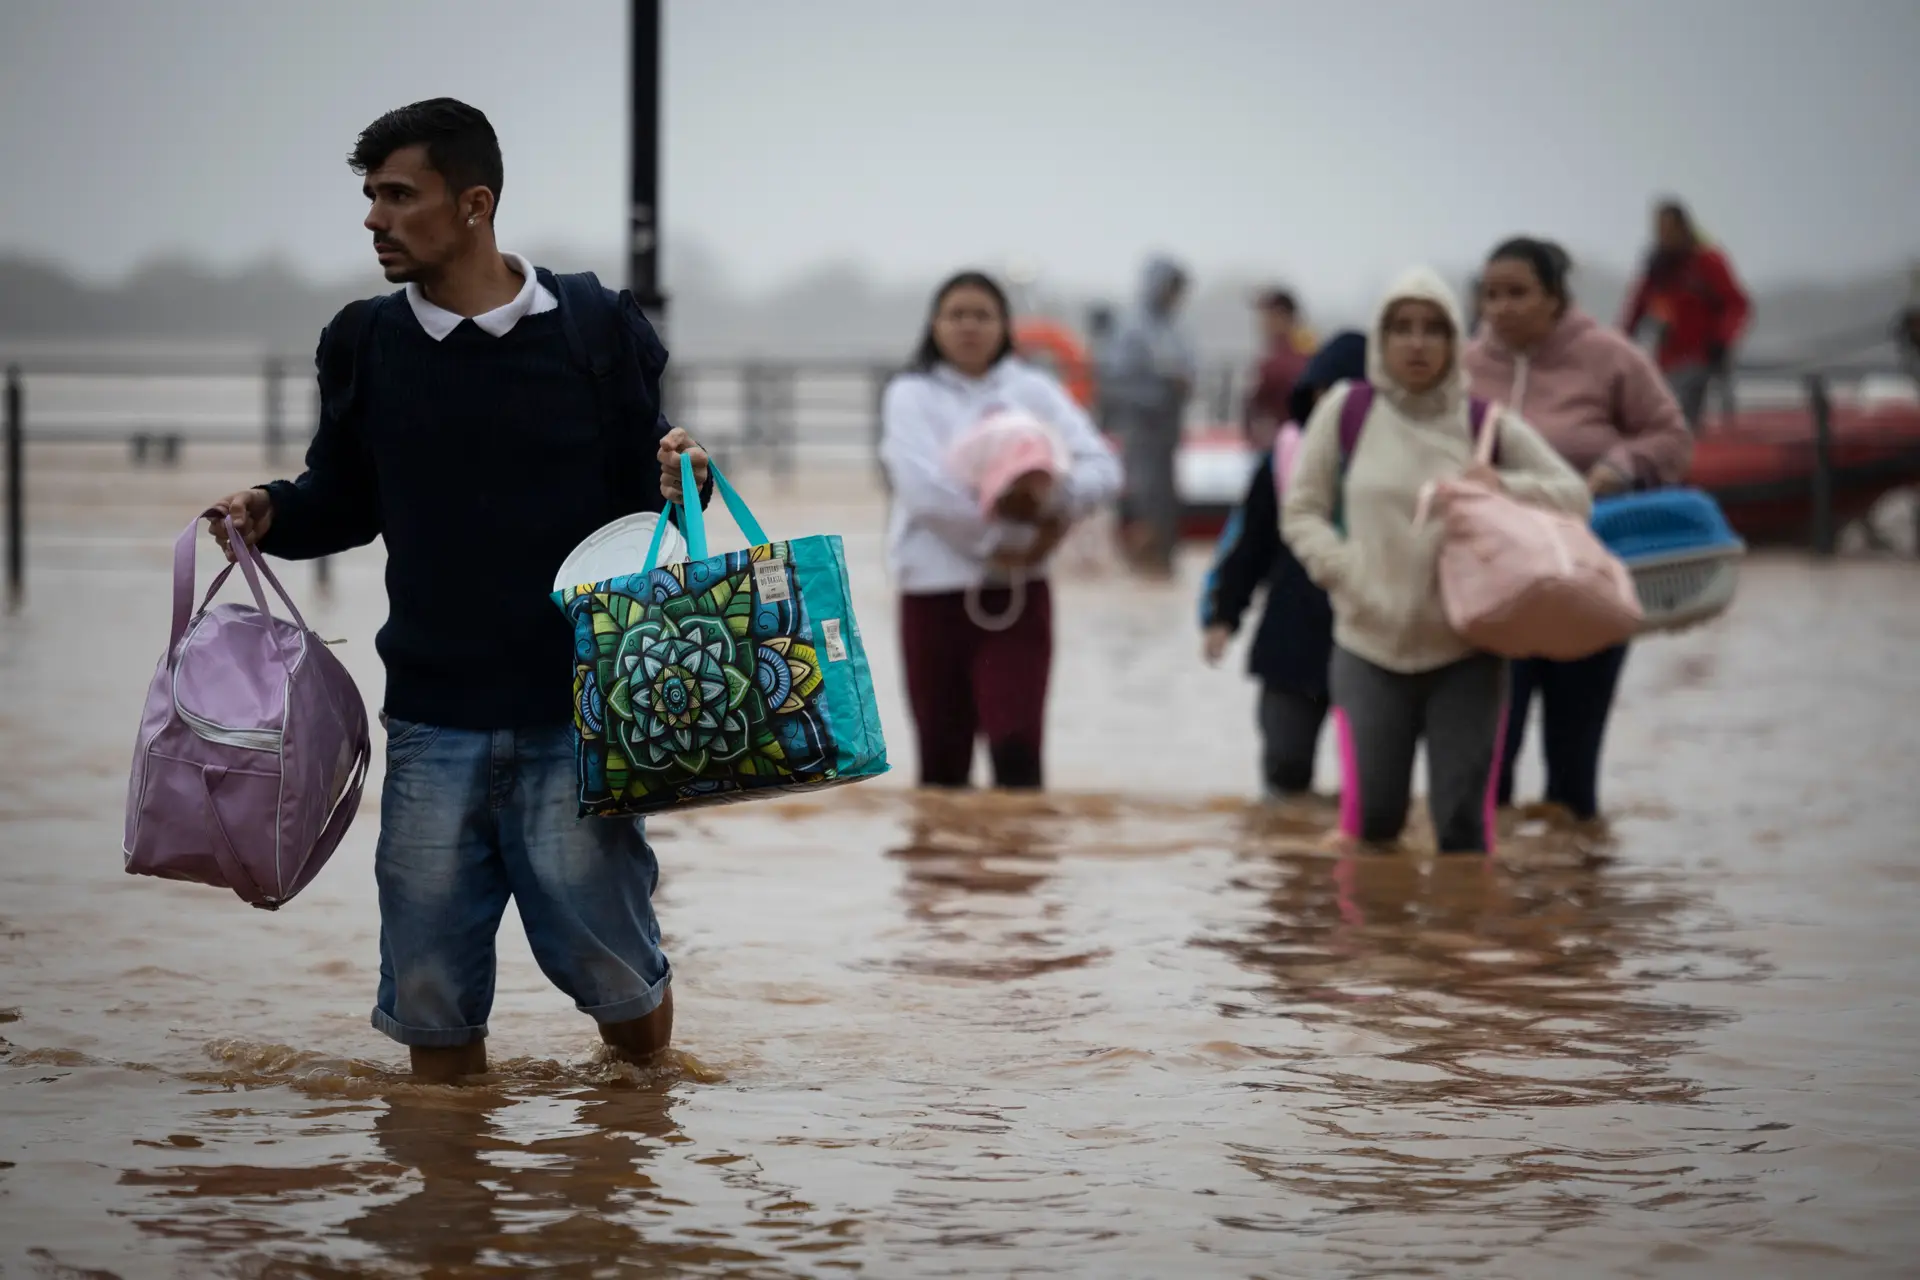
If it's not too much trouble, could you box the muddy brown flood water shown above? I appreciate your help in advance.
[3,449,1920,1278]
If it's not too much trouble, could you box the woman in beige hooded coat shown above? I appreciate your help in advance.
[1281,267,1589,854]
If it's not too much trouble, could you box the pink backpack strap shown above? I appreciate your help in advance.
[1337,380,1374,466]
[1327,380,1375,533]
[1467,395,1501,465]
[1336,383,1500,464]
[1270,423,1304,502]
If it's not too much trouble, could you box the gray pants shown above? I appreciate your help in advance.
[1114,408,1182,565]
[1666,360,1734,433]
[1330,647,1507,854]
[1258,685,1329,796]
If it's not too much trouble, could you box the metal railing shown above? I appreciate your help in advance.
[0,351,903,465]
[3,351,1916,610]
[1718,352,1919,556]
[5,367,19,608]
[0,352,905,610]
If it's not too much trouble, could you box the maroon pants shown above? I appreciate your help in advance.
[897,581,1053,789]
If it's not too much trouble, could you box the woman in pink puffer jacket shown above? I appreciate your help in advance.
[1463,237,1693,823]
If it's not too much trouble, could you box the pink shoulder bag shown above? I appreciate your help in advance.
[1415,406,1642,660]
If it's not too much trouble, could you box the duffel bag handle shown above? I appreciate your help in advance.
[171,510,311,672]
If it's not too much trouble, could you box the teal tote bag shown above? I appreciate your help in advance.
[551,455,890,816]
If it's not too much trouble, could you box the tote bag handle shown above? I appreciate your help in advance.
[644,452,772,573]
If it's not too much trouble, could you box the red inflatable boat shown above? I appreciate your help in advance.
[1174,393,1920,546]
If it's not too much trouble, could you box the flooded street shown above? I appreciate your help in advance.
[4,446,1920,1278]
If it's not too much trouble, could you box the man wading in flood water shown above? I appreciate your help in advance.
[206,99,709,1082]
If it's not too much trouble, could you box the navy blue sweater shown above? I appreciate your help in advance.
[259,277,692,730]
[1196,328,1366,697]
[1198,450,1335,699]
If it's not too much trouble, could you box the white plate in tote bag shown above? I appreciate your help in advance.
[553,512,686,591]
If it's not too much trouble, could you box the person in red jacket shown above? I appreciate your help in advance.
[1620,198,1751,430]
[1241,288,1309,450]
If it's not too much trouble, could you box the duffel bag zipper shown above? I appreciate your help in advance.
[169,614,290,753]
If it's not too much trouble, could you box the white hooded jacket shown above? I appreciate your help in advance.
[1280,267,1589,674]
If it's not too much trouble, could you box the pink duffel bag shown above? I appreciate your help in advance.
[1415,406,1642,661]
[124,510,371,909]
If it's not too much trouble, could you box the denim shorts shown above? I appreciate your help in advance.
[370,717,671,1048]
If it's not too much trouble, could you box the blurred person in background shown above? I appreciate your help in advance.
[1241,287,1310,451]
[1898,303,1920,390]
[1085,302,1117,432]
[1620,198,1751,430]
[1103,256,1197,578]
[1060,301,1123,573]
[1282,268,1588,855]
[204,99,709,1082]
[1466,237,1692,824]
[1199,330,1364,800]
[880,271,1123,790]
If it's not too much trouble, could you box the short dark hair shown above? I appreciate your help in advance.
[1898,305,1920,349]
[1486,236,1575,306]
[1257,287,1298,315]
[910,270,1017,372]
[349,98,504,211]
[1653,197,1700,251]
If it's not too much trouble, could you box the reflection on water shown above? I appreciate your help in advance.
[1207,820,1770,1249]
[100,1055,855,1278]
[880,794,1772,1247]
[886,793,1095,983]
[319,1086,823,1278]
[0,787,1901,1278]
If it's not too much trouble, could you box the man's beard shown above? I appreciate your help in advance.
[375,241,427,284]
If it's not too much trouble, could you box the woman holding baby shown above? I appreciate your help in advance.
[879,271,1123,790]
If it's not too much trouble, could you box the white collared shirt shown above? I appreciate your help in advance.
[404,251,558,340]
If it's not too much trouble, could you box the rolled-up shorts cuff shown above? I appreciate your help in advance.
[370,1007,489,1048]
[576,968,672,1026]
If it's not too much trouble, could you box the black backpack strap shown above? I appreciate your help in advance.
[548,267,669,393]
[549,269,621,382]
[548,269,667,517]
[315,291,395,422]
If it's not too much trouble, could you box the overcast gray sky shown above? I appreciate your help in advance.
[2,0,1915,307]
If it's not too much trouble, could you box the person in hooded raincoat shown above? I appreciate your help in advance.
[1281,267,1589,855]
[1101,256,1197,576]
